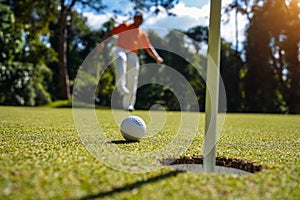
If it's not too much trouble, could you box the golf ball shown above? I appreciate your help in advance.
[120,116,146,141]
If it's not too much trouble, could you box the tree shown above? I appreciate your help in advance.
[244,1,282,112]
[226,0,300,113]
[0,3,22,66]
[220,40,244,112]
[130,0,179,15]
[0,3,53,106]
[282,0,300,113]
[0,3,23,104]
[186,26,208,54]
[243,0,300,113]
[54,0,105,100]
[186,25,244,112]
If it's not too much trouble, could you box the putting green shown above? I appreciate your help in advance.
[0,106,299,199]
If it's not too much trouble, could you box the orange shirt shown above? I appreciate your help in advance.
[111,23,152,53]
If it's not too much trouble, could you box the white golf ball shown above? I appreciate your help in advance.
[120,116,146,141]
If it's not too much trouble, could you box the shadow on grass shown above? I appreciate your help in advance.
[80,170,183,200]
[107,140,139,144]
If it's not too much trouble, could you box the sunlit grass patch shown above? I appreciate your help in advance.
[0,106,299,199]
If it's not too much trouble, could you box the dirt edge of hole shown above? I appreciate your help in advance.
[160,156,263,173]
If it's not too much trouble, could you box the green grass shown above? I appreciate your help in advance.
[41,100,73,108]
[0,106,299,199]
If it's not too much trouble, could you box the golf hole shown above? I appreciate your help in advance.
[161,157,262,175]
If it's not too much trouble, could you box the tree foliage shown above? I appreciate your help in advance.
[227,0,300,113]
[1,0,300,113]
[243,0,300,113]
[0,3,52,106]
[129,0,179,15]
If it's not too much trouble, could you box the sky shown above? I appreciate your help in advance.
[81,0,248,49]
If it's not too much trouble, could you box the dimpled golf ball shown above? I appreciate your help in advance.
[120,116,146,141]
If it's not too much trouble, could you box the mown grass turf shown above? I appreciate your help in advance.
[0,106,299,199]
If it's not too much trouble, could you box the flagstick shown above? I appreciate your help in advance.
[203,0,222,173]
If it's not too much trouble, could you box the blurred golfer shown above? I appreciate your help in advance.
[99,11,163,111]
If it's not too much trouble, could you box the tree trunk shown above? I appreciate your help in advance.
[58,3,71,100]
[286,35,300,114]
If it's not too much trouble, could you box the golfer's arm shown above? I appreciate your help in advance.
[145,47,163,63]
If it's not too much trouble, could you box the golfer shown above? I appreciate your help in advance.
[99,11,163,111]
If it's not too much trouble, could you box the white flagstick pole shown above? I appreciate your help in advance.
[203,0,222,173]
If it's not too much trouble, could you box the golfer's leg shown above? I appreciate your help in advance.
[125,52,140,110]
[114,47,129,95]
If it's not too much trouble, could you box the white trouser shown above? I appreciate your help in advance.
[114,47,140,109]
